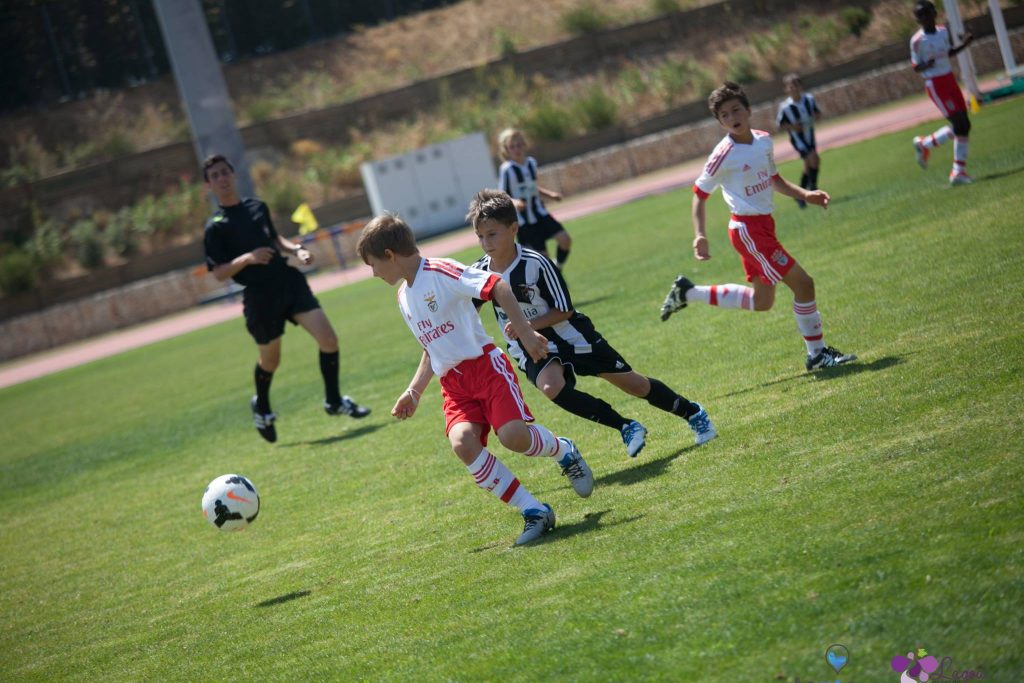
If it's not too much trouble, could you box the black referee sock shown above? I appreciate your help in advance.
[320,350,341,406]
[644,378,699,419]
[556,247,570,267]
[255,364,274,413]
[552,386,628,431]
[800,172,810,190]
[808,167,819,191]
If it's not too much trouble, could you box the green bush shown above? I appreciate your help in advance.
[560,4,610,35]
[804,16,846,62]
[495,28,517,58]
[25,218,64,268]
[522,100,572,141]
[573,85,619,131]
[104,208,137,257]
[99,131,136,159]
[649,0,679,14]
[69,219,105,269]
[0,248,37,295]
[726,50,759,84]
[264,177,305,220]
[841,7,872,38]
[752,23,794,76]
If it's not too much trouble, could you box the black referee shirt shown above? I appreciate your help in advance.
[203,198,290,287]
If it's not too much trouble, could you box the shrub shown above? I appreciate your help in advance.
[0,248,36,295]
[560,4,610,36]
[98,131,136,159]
[25,218,64,269]
[726,50,759,84]
[69,219,105,269]
[573,85,619,131]
[649,0,680,15]
[522,100,572,141]
[841,7,872,38]
[263,175,305,219]
[496,28,517,58]
[752,23,794,77]
[804,16,846,62]
[104,207,137,257]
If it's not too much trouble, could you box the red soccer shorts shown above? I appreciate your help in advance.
[925,72,967,117]
[440,344,534,445]
[728,214,796,286]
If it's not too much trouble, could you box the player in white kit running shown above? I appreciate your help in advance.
[660,82,857,372]
[356,213,593,546]
[909,0,975,185]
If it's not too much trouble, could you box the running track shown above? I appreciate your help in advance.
[0,96,955,389]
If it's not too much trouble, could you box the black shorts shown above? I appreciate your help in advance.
[242,268,320,344]
[522,339,632,388]
[796,145,818,160]
[517,214,565,252]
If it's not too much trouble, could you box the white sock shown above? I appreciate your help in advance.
[793,300,826,354]
[953,136,969,174]
[524,424,564,458]
[686,284,755,311]
[923,126,953,149]
[467,449,542,513]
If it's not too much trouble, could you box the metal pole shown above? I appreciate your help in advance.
[39,4,73,100]
[942,0,980,97]
[988,0,1020,76]
[129,0,159,77]
[151,0,253,201]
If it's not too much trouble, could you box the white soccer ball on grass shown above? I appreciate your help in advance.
[202,474,260,531]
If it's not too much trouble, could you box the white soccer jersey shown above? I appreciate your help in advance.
[693,130,778,216]
[910,26,953,79]
[498,157,549,225]
[397,257,501,377]
[776,93,820,154]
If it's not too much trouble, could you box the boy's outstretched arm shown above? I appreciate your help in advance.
[692,193,711,260]
[772,175,830,209]
[393,350,434,420]
[950,30,974,55]
[491,280,549,362]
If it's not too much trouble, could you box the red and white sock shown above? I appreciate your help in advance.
[524,424,563,457]
[467,449,542,513]
[793,300,825,354]
[923,126,953,149]
[686,284,755,311]
[953,136,969,174]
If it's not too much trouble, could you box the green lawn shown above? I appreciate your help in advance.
[2,97,1022,682]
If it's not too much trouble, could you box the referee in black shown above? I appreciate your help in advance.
[202,154,369,442]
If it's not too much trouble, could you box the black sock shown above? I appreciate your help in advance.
[320,350,341,405]
[552,386,628,430]
[808,167,819,191]
[255,364,274,413]
[800,172,809,190]
[644,378,698,418]
[556,247,569,267]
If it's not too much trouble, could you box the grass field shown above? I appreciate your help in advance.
[2,97,1023,682]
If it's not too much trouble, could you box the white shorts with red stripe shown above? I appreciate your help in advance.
[441,344,534,446]
[925,72,967,118]
[727,214,796,286]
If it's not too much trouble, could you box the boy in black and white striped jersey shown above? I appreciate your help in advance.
[469,189,717,455]
[776,74,821,209]
[497,128,572,269]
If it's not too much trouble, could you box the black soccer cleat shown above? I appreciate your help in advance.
[660,275,695,321]
[250,396,277,443]
[324,395,371,418]
[805,346,858,371]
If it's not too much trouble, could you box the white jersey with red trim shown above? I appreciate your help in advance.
[398,257,501,376]
[693,130,778,216]
[910,26,953,79]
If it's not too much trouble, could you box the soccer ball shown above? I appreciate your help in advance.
[202,474,260,531]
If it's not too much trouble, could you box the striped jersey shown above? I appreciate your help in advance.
[397,257,501,376]
[498,156,549,226]
[473,245,601,368]
[910,26,953,79]
[776,93,820,154]
[693,130,779,216]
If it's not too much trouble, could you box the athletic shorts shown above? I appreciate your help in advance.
[925,72,967,118]
[521,339,632,389]
[242,267,320,345]
[517,214,565,253]
[728,214,796,286]
[440,345,534,446]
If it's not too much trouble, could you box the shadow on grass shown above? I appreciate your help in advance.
[281,423,385,447]
[976,165,1024,182]
[595,445,697,488]
[573,294,614,309]
[255,590,311,608]
[713,355,906,399]
[468,509,642,552]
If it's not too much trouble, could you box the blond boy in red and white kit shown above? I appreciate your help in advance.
[910,0,975,185]
[356,214,593,546]
[660,82,856,372]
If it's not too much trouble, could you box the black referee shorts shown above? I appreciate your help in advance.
[522,339,633,388]
[517,214,565,253]
[242,268,320,345]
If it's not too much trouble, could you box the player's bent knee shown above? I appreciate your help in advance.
[495,421,530,452]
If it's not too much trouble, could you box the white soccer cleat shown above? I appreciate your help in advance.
[620,420,648,457]
[515,504,556,546]
[557,437,594,498]
[949,171,973,186]
[687,404,718,446]
[913,136,930,170]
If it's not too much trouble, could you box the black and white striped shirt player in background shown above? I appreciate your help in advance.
[468,189,718,454]
[496,128,572,269]
[776,74,822,209]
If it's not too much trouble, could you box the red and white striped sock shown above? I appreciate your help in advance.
[953,136,969,174]
[467,449,542,513]
[524,424,563,457]
[793,300,825,354]
[687,284,755,311]
[923,126,953,149]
